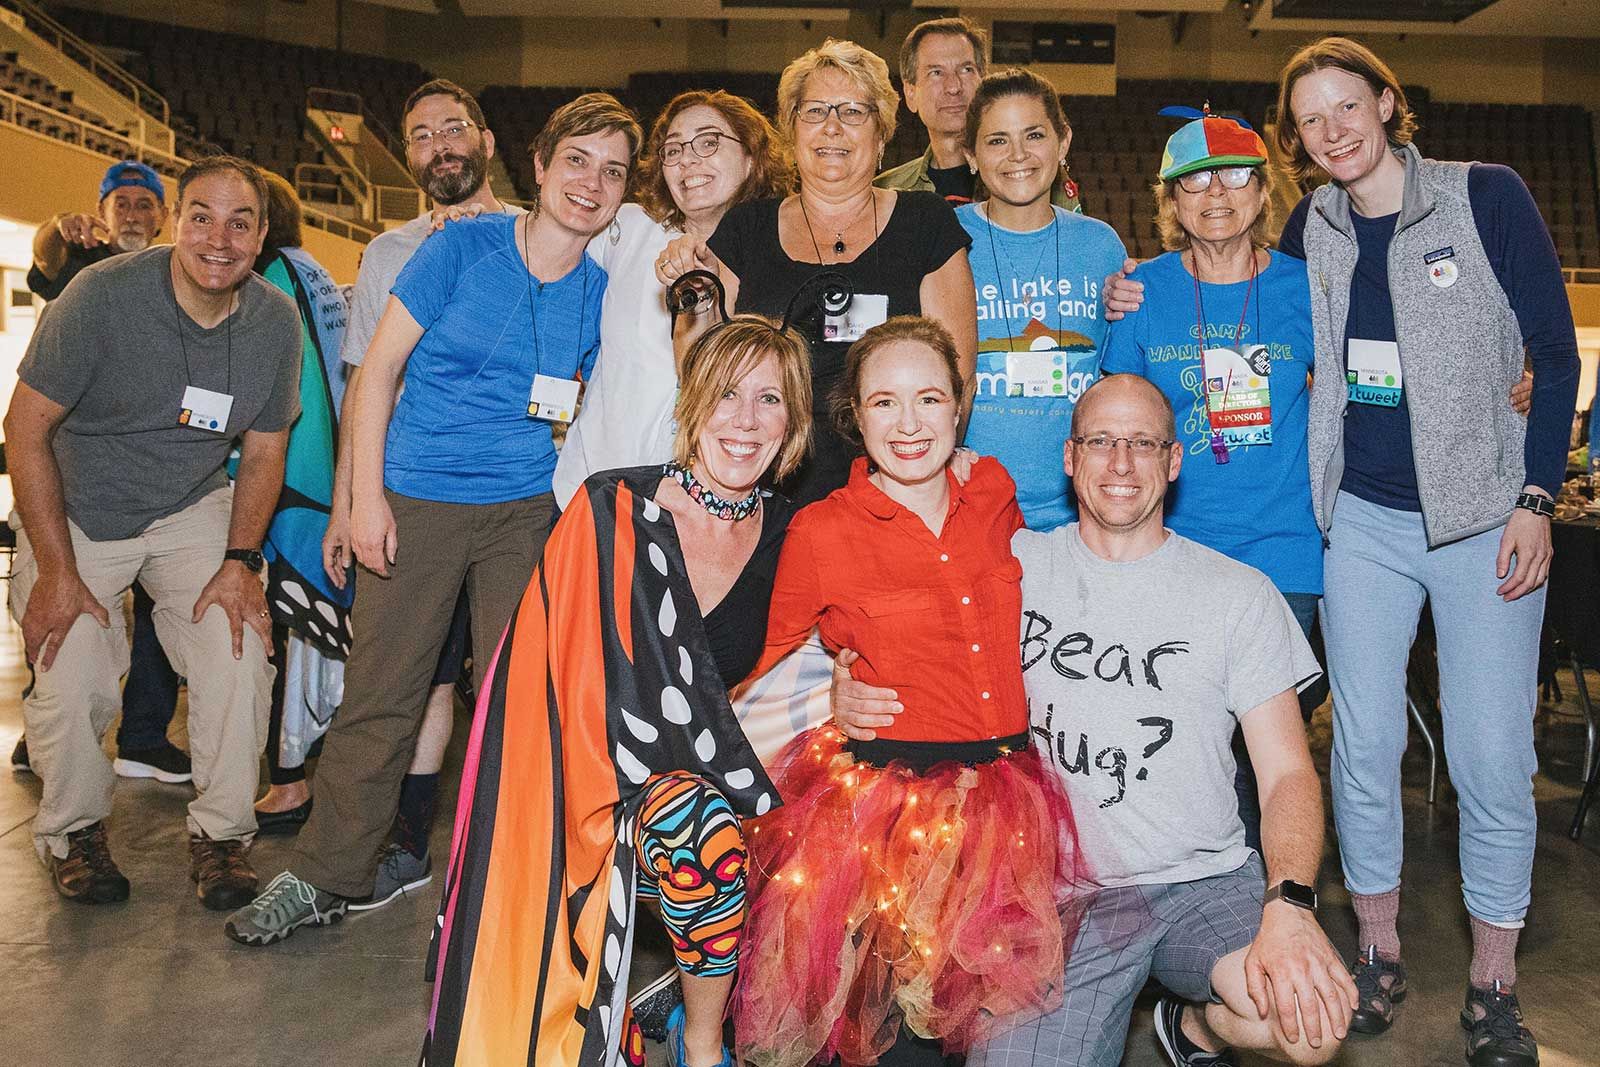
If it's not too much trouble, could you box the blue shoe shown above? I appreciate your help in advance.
[665,1004,733,1067]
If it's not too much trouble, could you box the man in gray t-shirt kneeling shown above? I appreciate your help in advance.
[834,375,1358,1067]
[5,156,301,913]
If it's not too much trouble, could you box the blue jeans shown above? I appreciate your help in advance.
[118,583,180,752]
[1321,491,1541,924]
[1233,592,1320,854]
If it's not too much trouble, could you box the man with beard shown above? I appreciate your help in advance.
[271,79,523,908]
[15,160,190,788]
[5,156,300,910]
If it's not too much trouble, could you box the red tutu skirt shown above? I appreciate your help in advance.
[732,727,1090,1067]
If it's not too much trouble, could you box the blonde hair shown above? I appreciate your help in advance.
[1275,36,1417,185]
[674,317,814,482]
[1151,165,1277,252]
[776,39,898,147]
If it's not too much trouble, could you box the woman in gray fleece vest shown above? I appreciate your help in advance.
[1274,36,1579,1067]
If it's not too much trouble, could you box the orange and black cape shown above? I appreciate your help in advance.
[422,469,779,1066]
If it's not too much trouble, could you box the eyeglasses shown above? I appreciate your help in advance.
[660,130,742,167]
[406,120,478,149]
[795,100,874,126]
[1072,433,1174,456]
[1174,166,1257,193]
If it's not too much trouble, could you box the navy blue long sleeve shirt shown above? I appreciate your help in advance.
[1280,163,1579,502]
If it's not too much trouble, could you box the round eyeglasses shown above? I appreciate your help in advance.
[660,131,742,167]
[1174,166,1257,193]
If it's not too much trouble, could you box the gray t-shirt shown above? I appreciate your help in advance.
[1013,524,1320,888]
[18,246,301,541]
[341,204,525,368]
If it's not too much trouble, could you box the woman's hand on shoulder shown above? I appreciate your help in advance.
[655,234,715,285]
[428,202,486,233]
[949,447,982,486]
[1103,257,1145,321]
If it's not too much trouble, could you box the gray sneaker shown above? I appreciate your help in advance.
[347,844,433,913]
[224,870,348,946]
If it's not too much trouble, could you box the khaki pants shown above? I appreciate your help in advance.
[10,487,273,861]
[291,490,555,897]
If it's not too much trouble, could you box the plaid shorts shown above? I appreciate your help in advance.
[969,856,1265,1067]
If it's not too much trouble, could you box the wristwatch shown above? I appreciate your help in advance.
[1514,492,1555,518]
[1263,880,1319,912]
[223,548,265,574]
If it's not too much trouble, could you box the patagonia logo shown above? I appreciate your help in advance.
[1423,246,1456,264]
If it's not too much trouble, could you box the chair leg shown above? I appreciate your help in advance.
[1571,654,1597,786]
[1407,694,1439,806]
[1572,737,1600,841]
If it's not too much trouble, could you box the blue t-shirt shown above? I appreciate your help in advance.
[386,213,604,504]
[1101,250,1322,595]
[958,203,1127,530]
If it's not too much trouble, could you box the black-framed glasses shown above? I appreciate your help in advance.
[406,120,478,148]
[795,100,874,126]
[1071,433,1175,456]
[1174,166,1256,193]
[660,131,742,166]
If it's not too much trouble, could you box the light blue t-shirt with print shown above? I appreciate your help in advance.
[959,203,1127,531]
[387,213,604,504]
[1100,249,1321,595]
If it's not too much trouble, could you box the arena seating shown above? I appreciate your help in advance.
[0,47,148,161]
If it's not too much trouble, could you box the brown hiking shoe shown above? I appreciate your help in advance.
[51,821,130,904]
[189,834,259,911]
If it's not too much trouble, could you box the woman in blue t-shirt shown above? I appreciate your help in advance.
[957,68,1128,531]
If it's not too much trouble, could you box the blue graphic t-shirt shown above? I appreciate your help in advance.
[959,203,1127,530]
[1101,250,1322,595]
[388,213,604,504]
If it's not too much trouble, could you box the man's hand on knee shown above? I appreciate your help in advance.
[22,567,110,670]
[1211,918,1354,1065]
[192,560,273,660]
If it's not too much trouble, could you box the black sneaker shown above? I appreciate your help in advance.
[1461,981,1539,1067]
[1350,945,1408,1034]
[50,821,130,905]
[10,736,29,773]
[114,741,192,784]
[1153,997,1237,1066]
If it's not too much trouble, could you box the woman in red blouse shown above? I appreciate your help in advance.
[732,316,1090,1067]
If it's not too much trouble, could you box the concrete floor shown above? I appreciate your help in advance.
[1,607,1598,1067]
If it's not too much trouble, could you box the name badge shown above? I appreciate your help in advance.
[1346,338,1403,407]
[823,293,888,343]
[528,373,580,423]
[1201,344,1273,447]
[178,385,234,434]
[1005,349,1085,399]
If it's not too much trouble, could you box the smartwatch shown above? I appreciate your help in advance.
[224,548,265,574]
[1263,880,1318,912]
[1514,492,1555,519]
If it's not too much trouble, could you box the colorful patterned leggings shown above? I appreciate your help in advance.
[634,771,748,978]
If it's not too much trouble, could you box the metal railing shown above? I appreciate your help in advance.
[301,203,378,244]
[1564,269,1600,285]
[0,0,169,130]
[307,85,405,161]
[0,86,183,174]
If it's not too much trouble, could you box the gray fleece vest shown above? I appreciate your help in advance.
[1303,144,1527,547]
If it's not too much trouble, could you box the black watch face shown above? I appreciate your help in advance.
[1281,881,1317,909]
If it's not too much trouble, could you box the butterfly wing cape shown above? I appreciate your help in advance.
[423,470,780,1067]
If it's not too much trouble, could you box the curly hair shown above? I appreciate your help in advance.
[637,91,794,232]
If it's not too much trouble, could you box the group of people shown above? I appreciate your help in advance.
[6,16,1578,1067]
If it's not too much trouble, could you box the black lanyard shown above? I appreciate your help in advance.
[986,206,1062,352]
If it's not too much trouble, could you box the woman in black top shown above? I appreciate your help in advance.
[658,39,975,506]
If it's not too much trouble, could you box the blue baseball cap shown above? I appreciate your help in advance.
[99,160,165,205]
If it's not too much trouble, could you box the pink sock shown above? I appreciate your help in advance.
[1469,916,1520,990]
[1351,887,1402,961]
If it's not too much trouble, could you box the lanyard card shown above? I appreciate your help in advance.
[178,385,234,434]
[1201,345,1272,447]
[823,294,888,343]
[1346,339,1403,407]
[528,373,580,423]
[1005,349,1083,399]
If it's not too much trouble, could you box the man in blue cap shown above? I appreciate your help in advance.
[15,159,189,787]
[28,160,169,301]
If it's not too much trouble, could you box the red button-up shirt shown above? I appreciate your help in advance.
[756,455,1028,742]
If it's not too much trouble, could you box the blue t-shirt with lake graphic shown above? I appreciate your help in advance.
[959,203,1128,531]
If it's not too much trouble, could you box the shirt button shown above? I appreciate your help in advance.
[940,553,950,562]
[971,643,981,653]
[961,596,971,605]
[982,691,991,700]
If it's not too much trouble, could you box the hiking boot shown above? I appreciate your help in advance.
[347,843,433,912]
[114,741,192,784]
[1153,997,1237,1066]
[1461,981,1539,1067]
[50,821,130,904]
[224,871,348,946]
[1350,945,1408,1034]
[189,834,259,911]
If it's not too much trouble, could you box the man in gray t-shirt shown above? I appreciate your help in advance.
[5,157,300,914]
[834,375,1357,1067]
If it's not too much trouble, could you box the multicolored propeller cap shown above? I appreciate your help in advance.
[1157,103,1269,181]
